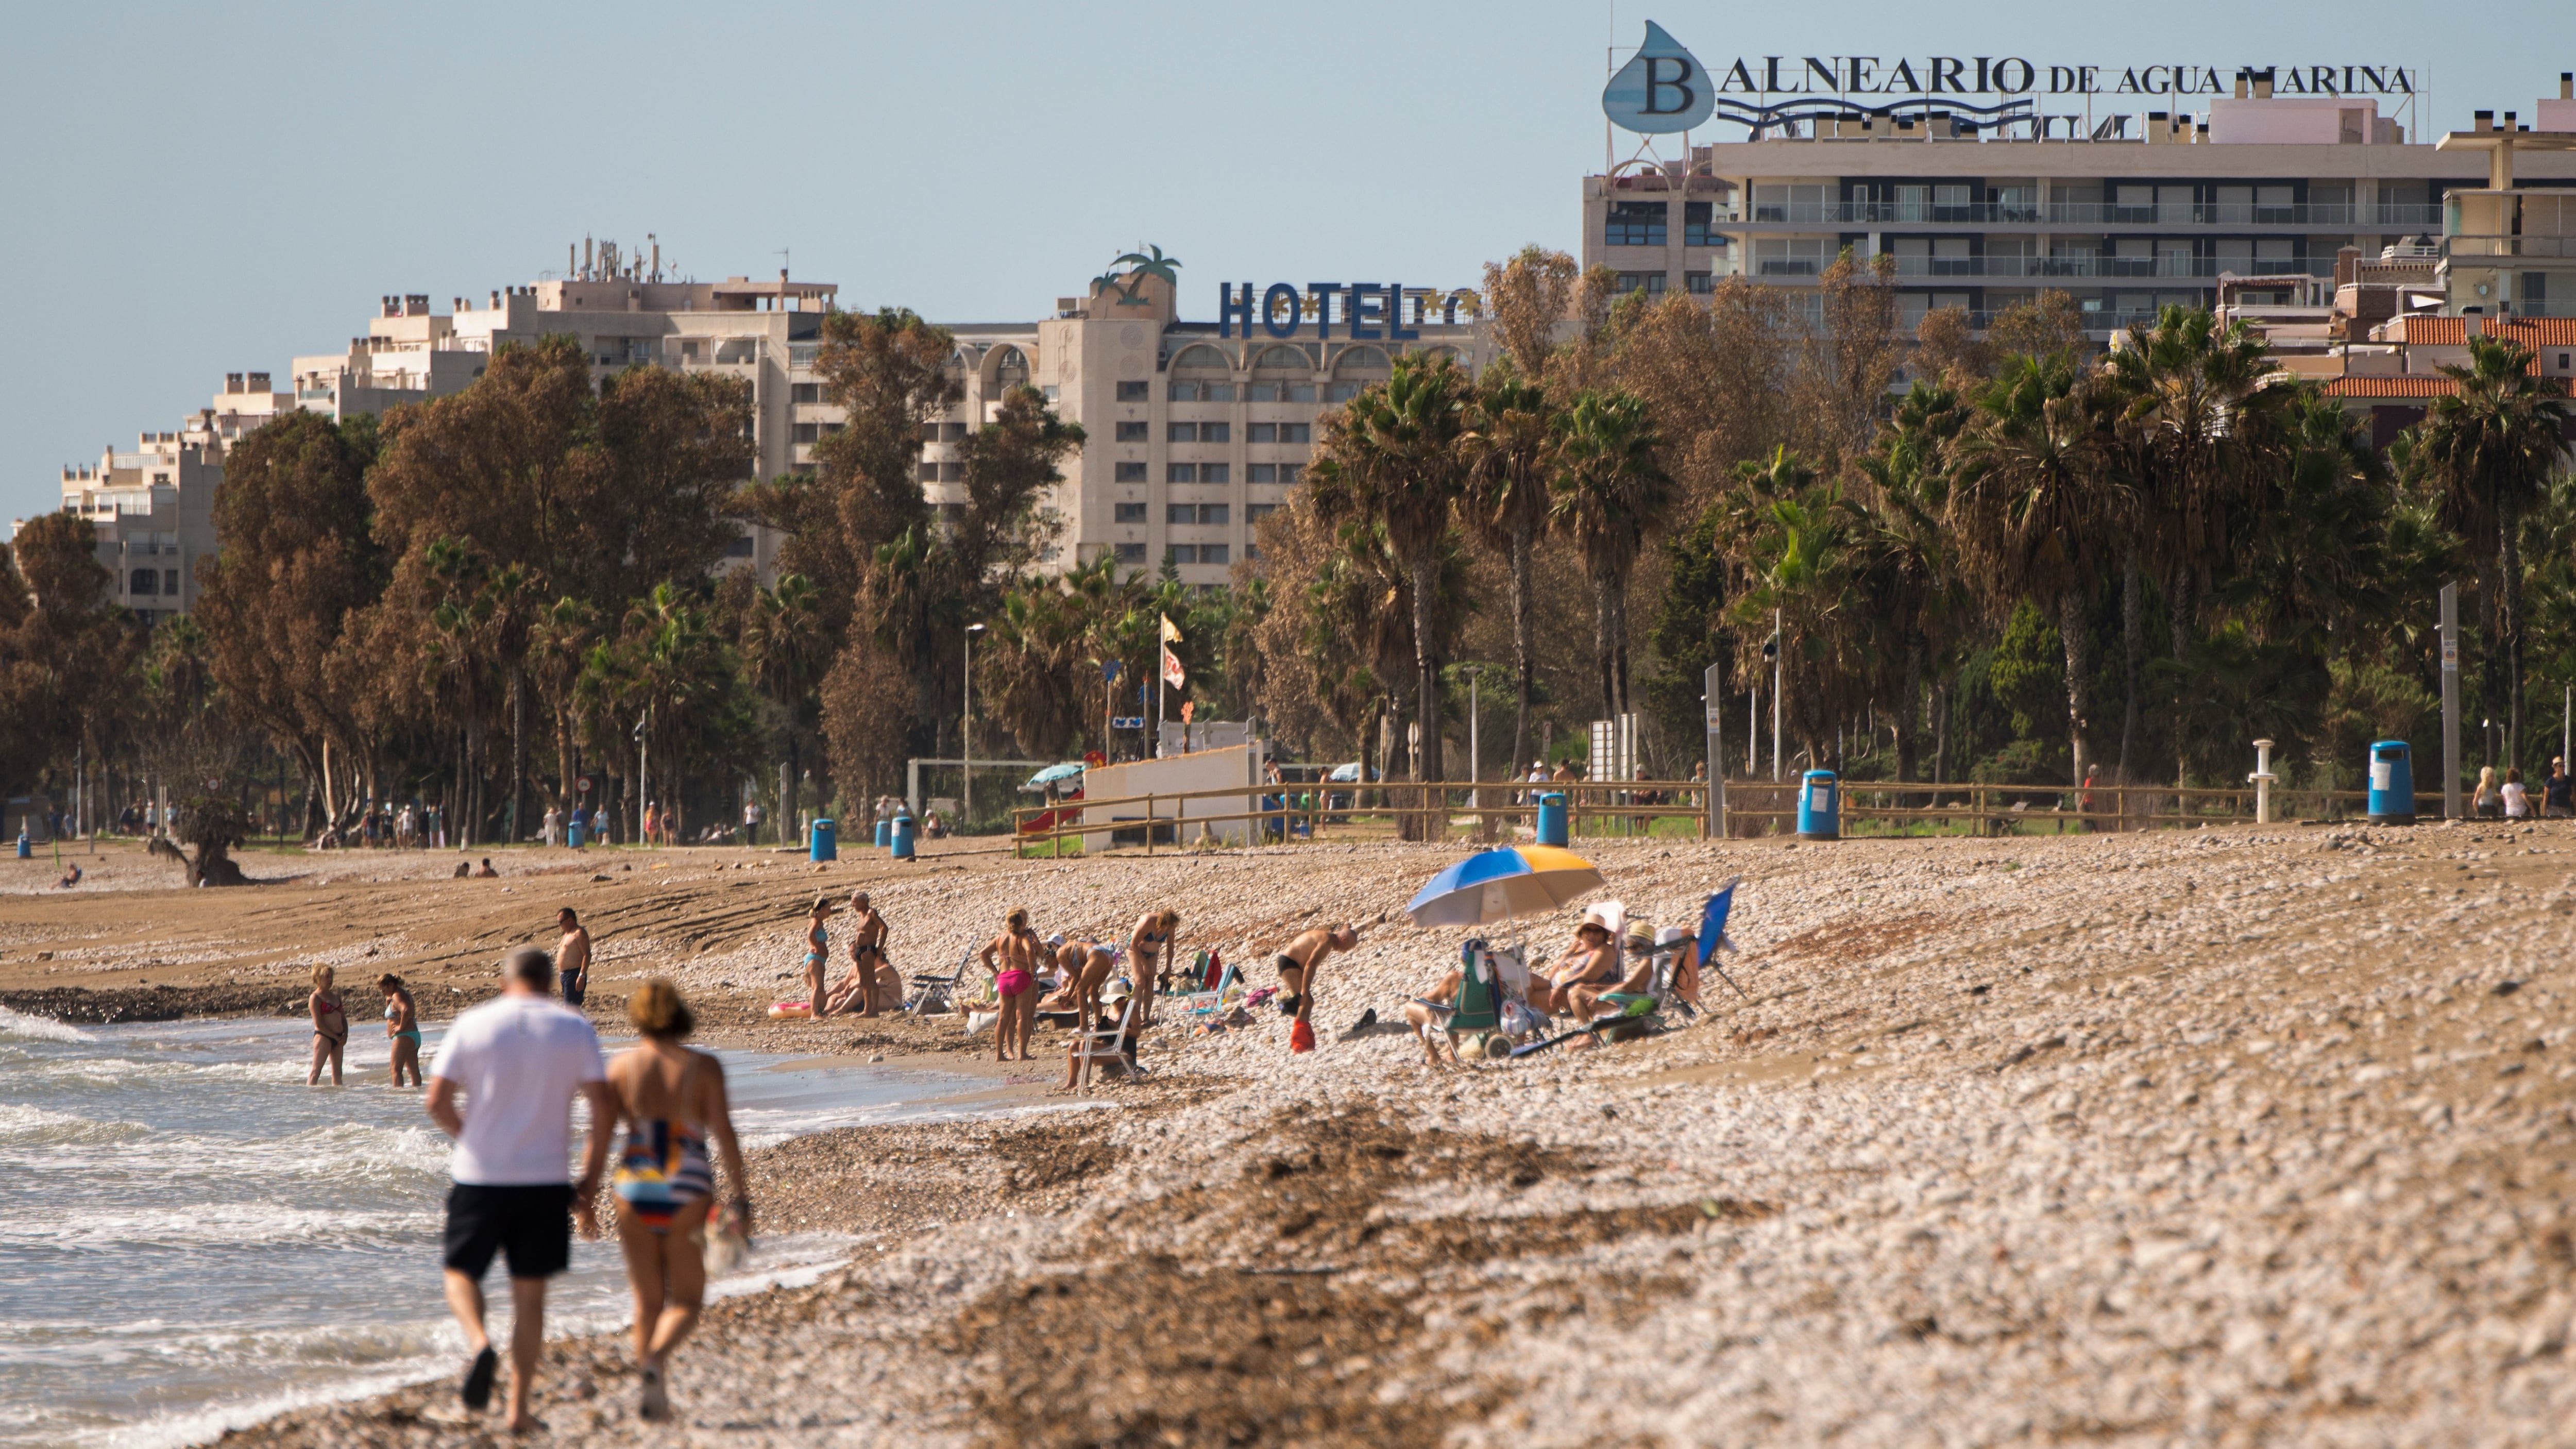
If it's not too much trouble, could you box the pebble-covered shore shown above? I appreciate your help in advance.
[223,821,2576,1445]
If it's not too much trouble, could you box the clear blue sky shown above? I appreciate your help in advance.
[4,1,2566,522]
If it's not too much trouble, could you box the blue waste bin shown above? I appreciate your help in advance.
[14,829,28,860]
[810,818,837,862]
[874,816,892,848]
[1536,792,1569,848]
[890,812,917,861]
[2367,740,2416,824]
[566,822,584,849]
[1797,770,1840,840]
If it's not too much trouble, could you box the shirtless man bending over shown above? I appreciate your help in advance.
[826,891,896,1017]
[1272,924,1360,1023]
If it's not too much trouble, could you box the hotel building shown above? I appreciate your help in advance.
[1582,71,2576,333]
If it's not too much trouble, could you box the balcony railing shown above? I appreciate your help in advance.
[1884,255,2340,279]
[1742,201,2445,227]
[2445,234,2576,260]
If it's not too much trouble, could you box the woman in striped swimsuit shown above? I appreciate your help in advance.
[608,980,747,1422]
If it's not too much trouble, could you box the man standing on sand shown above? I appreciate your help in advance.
[427,946,615,1433]
[843,891,892,1018]
[1272,924,1360,1023]
[557,908,592,1010]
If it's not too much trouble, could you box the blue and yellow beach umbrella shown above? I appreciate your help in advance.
[1403,845,1606,928]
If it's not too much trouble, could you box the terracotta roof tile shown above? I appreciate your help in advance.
[2323,376,2459,397]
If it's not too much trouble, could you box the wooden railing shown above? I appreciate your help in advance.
[1005,778,2446,856]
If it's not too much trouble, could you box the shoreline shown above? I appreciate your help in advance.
[8,821,2571,1444]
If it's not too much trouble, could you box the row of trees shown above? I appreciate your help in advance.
[4,248,2568,864]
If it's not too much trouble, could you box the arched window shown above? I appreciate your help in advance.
[1252,345,1312,373]
[991,346,1029,389]
[1410,344,1460,365]
[1327,345,1391,402]
[1170,344,1233,373]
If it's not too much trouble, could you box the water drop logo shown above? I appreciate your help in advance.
[1602,21,1715,134]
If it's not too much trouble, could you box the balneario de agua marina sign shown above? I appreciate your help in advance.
[1604,21,2418,138]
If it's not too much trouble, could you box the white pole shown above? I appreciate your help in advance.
[1468,670,1480,820]
[963,626,974,830]
[1772,609,1785,783]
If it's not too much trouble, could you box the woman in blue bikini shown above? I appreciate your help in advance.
[800,896,834,1017]
[1125,908,1179,1027]
[608,980,748,1422]
[376,972,422,1088]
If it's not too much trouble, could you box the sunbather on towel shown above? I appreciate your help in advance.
[1528,912,1619,1017]
[1270,924,1359,1024]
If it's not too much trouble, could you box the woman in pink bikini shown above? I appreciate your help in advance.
[306,964,348,1086]
[979,908,1044,1063]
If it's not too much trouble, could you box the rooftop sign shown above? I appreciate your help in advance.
[1602,22,2418,139]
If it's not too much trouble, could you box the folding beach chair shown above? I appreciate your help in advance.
[1071,990,1145,1091]
[903,952,971,1016]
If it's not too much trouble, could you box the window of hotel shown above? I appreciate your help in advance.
[130,568,158,596]
[791,383,821,403]
[1170,422,1195,442]
[1115,420,1147,441]
[1168,544,1230,565]
[943,422,968,442]
[1992,186,2038,222]
[1172,422,1229,442]
[1683,201,1718,246]
[1252,344,1312,372]
[1250,464,1276,483]
[1247,503,1279,523]
[1168,464,1196,483]
[1200,464,1229,484]
[1753,238,1823,276]
[793,423,820,443]
[1114,461,1148,482]
[917,461,939,482]
[1614,272,1667,296]
[1116,380,1149,401]
[1170,381,1236,402]
[1606,201,1666,246]
[1171,344,1231,372]
[725,534,756,558]
[1168,504,1197,525]
[1199,544,1229,564]
[991,346,1029,390]
[1115,502,1147,523]
[1687,272,1716,295]
[1167,545,1196,565]
[1244,543,1261,561]
[1042,384,1059,401]
[1752,183,1826,222]
[917,422,942,443]
[1249,382,1317,402]
[1249,423,1311,444]
[1114,542,1147,563]
[1277,463,1301,484]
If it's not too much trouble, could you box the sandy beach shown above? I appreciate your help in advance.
[8,821,2575,1445]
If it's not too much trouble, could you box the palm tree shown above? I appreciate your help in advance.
[1951,354,2132,788]
[1851,382,1970,783]
[739,573,827,840]
[1308,352,1473,788]
[2105,305,2280,783]
[1551,390,1673,724]
[1461,373,1557,785]
[2415,333,2569,768]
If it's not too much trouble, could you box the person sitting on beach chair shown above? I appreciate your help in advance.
[1566,922,1660,1022]
[1528,911,1619,1017]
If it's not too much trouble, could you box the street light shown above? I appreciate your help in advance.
[964,623,987,830]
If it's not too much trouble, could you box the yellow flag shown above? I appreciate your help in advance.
[1160,614,1182,644]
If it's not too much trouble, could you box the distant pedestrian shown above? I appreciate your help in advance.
[557,907,593,1009]
[543,805,564,848]
[379,973,422,1088]
[2547,759,2573,819]
[426,946,614,1433]
[2504,766,2531,820]
[2476,766,2504,819]
[307,964,347,1086]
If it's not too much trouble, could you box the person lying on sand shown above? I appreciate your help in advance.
[1270,924,1360,1023]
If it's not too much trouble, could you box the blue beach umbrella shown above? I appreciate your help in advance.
[1404,845,1605,928]
[1023,762,1086,791]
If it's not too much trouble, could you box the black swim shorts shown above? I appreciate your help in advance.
[1275,953,1301,978]
[443,1183,575,1280]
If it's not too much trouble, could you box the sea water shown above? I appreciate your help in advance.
[0,1005,984,1447]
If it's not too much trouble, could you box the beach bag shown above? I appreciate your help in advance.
[700,1209,750,1276]
[1501,1000,1546,1037]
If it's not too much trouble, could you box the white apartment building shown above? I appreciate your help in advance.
[1583,68,2576,332]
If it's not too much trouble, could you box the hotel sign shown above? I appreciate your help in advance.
[1215,284,1482,339]
[1604,20,2417,139]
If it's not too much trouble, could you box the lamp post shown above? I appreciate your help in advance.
[964,622,986,830]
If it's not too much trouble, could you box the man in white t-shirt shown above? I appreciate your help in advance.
[427,945,614,1431]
